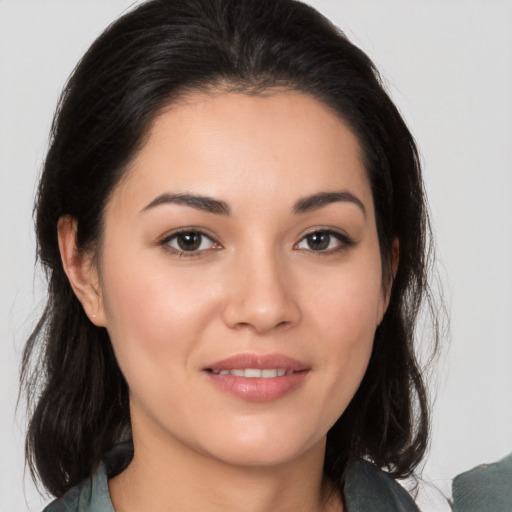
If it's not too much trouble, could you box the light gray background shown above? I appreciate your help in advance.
[1,1,511,511]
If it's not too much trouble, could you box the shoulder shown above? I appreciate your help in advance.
[41,463,114,512]
[451,452,512,511]
[41,442,132,512]
[344,459,419,512]
[41,481,86,512]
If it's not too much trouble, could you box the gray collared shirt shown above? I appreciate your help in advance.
[43,444,419,512]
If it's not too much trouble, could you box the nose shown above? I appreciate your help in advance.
[222,250,302,334]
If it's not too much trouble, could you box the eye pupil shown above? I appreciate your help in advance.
[307,232,330,251]
[177,232,202,251]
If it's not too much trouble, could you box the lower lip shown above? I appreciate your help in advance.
[204,371,309,401]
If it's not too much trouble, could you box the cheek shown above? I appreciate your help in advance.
[98,257,226,432]
[99,252,222,368]
[317,281,377,381]
[305,256,384,342]
[300,257,383,415]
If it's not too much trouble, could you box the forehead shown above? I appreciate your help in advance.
[109,89,373,217]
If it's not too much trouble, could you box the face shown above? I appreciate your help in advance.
[91,90,388,467]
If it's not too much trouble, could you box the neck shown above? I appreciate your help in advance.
[109,422,343,512]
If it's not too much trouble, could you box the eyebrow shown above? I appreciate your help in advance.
[141,190,366,217]
[293,191,366,217]
[141,193,231,215]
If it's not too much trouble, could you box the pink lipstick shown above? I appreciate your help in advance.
[203,353,310,401]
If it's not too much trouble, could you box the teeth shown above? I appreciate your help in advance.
[211,368,292,378]
[244,368,262,378]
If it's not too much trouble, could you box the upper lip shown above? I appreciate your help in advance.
[203,353,309,372]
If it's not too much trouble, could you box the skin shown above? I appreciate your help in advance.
[59,89,395,512]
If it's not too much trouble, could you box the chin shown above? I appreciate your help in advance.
[194,423,325,469]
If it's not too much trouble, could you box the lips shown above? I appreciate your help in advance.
[203,353,310,401]
[210,368,292,378]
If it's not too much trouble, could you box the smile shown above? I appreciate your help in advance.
[203,353,310,401]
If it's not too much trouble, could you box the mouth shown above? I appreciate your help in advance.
[202,353,310,401]
[206,368,296,378]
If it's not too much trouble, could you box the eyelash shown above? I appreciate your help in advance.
[294,229,355,254]
[159,228,220,257]
[159,228,355,258]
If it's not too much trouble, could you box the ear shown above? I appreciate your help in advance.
[378,237,400,325]
[57,215,106,326]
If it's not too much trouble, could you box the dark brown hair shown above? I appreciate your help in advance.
[21,0,440,498]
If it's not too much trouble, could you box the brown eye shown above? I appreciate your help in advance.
[295,230,353,253]
[305,232,331,251]
[162,230,218,254]
[175,232,202,251]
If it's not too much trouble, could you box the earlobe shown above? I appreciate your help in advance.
[57,215,106,326]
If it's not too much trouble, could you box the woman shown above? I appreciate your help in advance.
[21,0,438,510]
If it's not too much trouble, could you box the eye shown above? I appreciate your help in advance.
[295,230,353,252]
[160,230,220,255]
